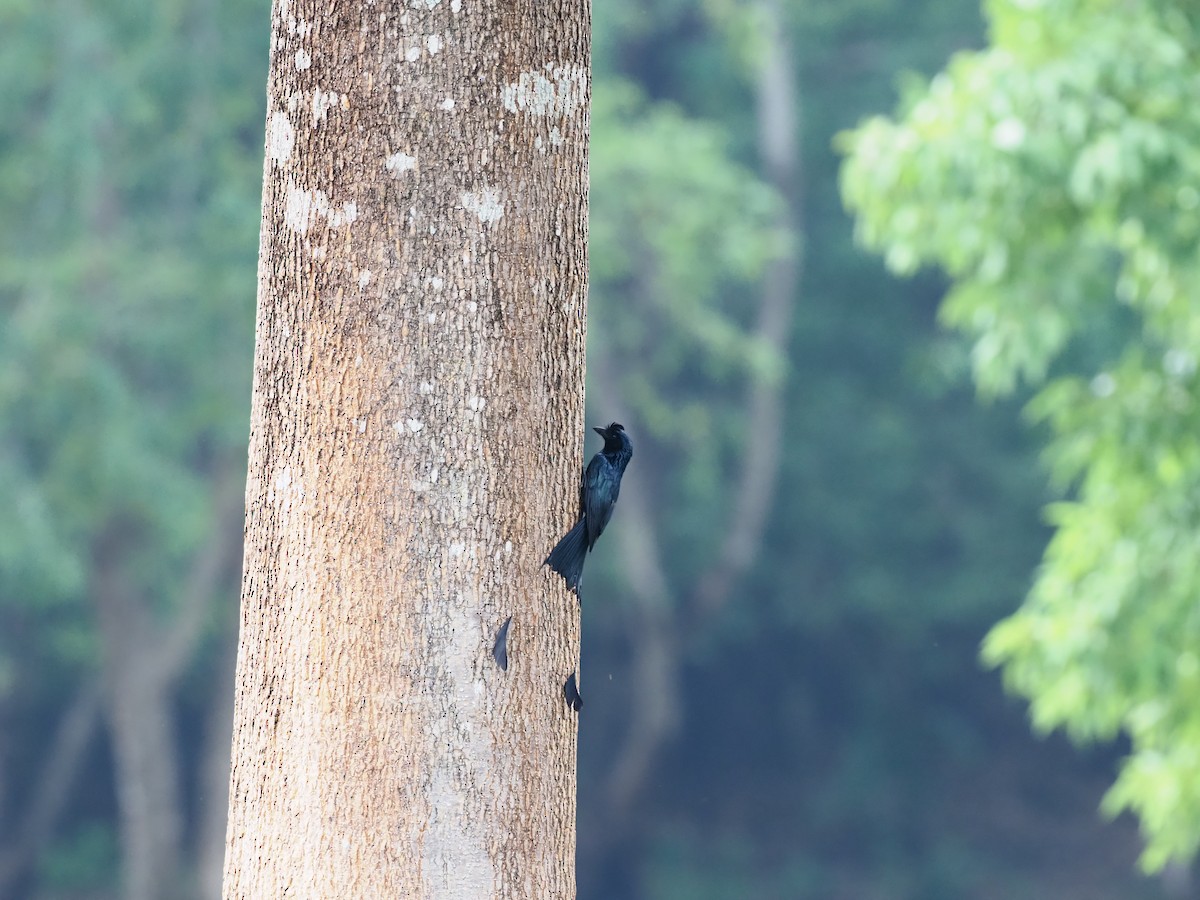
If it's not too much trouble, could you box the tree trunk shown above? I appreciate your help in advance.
[223,2,589,898]
[688,0,798,626]
[92,528,184,900]
[588,0,799,842]
[197,627,238,900]
[90,484,244,900]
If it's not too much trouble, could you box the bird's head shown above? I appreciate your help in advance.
[593,422,630,452]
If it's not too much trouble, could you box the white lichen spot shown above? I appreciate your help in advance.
[467,300,477,313]
[427,312,437,324]
[386,151,417,175]
[426,34,443,54]
[407,418,425,432]
[501,64,588,118]
[504,540,513,555]
[358,270,372,288]
[285,183,358,234]
[439,97,455,111]
[353,417,367,433]
[312,90,339,123]
[294,48,312,71]
[405,46,421,62]
[449,542,466,558]
[287,91,302,113]
[297,19,313,37]
[355,355,363,367]
[548,126,563,147]
[534,135,544,153]
[266,112,294,164]
[430,276,444,291]
[419,381,434,394]
[450,0,461,10]
[467,395,485,411]
[410,0,439,7]
[310,245,326,261]
[285,184,316,234]
[460,187,504,227]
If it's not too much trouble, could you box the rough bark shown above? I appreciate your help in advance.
[223,2,589,898]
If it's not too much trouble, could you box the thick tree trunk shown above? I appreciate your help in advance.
[223,2,589,898]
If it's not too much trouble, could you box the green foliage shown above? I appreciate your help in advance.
[0,0,264,885]
[0,0,1175,895]
[589,77,789,574]
[842,0,1200,870]
[591,82,789,392]
[0,0,263,648]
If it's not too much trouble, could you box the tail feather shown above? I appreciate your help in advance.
[545,516,588,593]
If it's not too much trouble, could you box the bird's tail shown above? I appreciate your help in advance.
[545,516,588,593]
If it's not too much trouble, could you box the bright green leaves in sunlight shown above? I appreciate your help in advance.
[841,0,1200,871]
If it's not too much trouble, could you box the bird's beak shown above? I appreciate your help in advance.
[593,426,606,437]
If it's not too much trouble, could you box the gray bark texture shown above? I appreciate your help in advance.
[223,1,589,898]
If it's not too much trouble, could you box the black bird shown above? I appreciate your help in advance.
[545,422,633,593]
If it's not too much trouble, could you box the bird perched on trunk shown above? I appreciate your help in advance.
[545,422,633,593]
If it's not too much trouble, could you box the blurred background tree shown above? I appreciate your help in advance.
[0,1,262,898]
[0,0,1190,897]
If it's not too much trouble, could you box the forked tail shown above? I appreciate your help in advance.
[545,516,588,593]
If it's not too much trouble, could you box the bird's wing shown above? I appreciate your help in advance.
[578,465,588,517]
[584,456,616,549]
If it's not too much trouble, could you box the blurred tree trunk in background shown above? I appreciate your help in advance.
[93,488,244,900]
[222,1,589,896]
[92,530,182,900]
[594,0,799,825]
[197,632,238,900]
